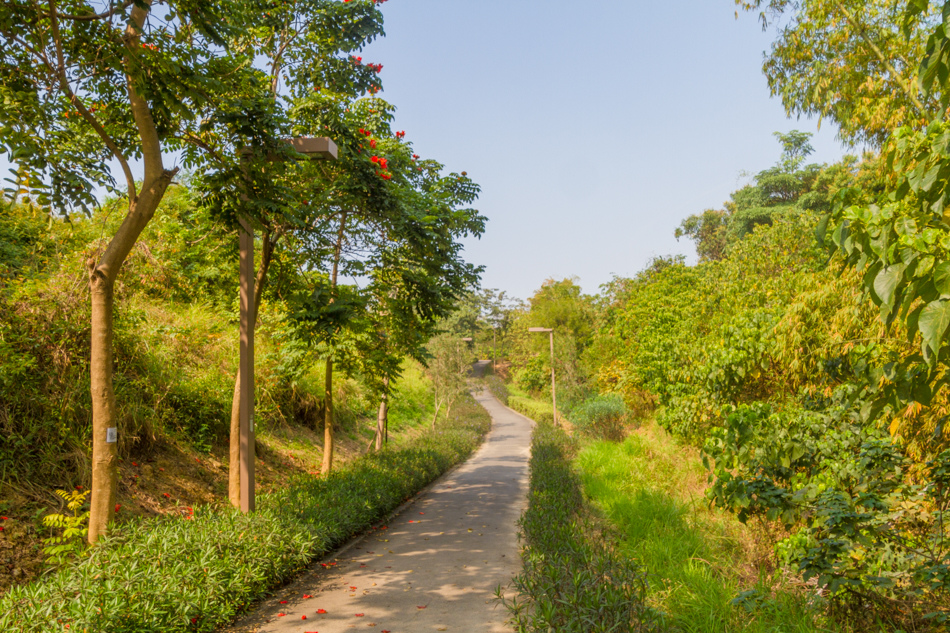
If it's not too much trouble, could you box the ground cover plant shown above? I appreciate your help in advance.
[499,421,662,633]
[0,394,490,632]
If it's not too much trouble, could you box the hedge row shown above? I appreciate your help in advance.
[0,400,490,632]
[507,395,558,425]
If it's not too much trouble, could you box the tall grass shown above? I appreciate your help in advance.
[500,422,662,632]
[576,422,830,633]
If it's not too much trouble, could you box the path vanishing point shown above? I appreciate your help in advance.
[224,361,534,633]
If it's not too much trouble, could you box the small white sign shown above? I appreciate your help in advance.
[249,416,254,434]
[106,427,117,443]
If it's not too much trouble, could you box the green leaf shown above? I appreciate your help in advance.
[873,263,905,310]
[919,299,950,356]
[935,262,950,296]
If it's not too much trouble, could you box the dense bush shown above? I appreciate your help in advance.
[570,394,628,441]
[0,397,491,632]
[507,395,556,425]
[500,422,662,632]
[580,140,950,625]
[483,374,509,404]
[0,194,343,485]
[703,400,950,627]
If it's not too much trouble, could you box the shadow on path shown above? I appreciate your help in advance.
[221,385,533,633]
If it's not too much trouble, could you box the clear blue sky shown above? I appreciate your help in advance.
[361,0,850,301]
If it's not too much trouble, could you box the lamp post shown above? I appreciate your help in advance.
[492,327,497,374]
[528,327,557,426]
[239,136,338,514]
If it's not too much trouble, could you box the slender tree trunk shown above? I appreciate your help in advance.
[88,274,117,544]
[87,174,176,543]
[321,213,347,475]
[375,377,389,451]
[228,230,277,508]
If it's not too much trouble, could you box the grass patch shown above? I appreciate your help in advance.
[575,421,830,633]
[481,373,509,405]
[499,422,662,632]
[507,384,563,425]
[0,394,491,632]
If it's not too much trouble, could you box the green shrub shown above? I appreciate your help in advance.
[0,397,491,632]
[499,422,663,632]
[570,394,628,441]
[508,395,555,424]
[483,374,509,405]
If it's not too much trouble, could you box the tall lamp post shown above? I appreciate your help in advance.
[528,327,557,426]
[239,136,338,514]
[492,327,497,374]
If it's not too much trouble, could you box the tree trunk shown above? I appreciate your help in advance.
[88,273,117,545]
[227,369,241,508]
[321,213,347,475]
[375,377,389,451]
[228,230,276,508]
[322,357,334,473]
[86,173,176,544]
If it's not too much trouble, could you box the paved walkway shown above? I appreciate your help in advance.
[224,373,534,633]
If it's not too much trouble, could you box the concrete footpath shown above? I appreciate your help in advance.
[223,378,534,633]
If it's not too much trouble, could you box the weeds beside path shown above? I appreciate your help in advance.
[576,421,831,633]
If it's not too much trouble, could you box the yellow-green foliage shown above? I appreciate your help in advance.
[0,190,388,486]
[41,489,90,567]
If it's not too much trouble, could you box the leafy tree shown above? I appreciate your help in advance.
[281,94,484,472]
[509,278,595,407]
[735,0,939,146]
[0,0,382,542]
[676,131,835,260]
[426,333,471,425]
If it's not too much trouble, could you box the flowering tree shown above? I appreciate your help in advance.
[287,94,484,470]
[0,0,383,542]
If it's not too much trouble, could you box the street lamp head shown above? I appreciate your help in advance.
[460,337,473,342]
[527,327,553,333]
[288,136,338,160]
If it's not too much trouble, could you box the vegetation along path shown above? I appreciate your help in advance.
[225,375,532,632]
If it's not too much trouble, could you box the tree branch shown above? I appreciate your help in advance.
[835,1,928,115]
[47,0,137,198]
[26,0,134,22]
[122,0,164,186]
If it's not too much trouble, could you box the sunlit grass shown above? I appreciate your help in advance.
[576,421,831,633]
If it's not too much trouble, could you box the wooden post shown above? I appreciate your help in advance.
[493,328,497,373]
[549,330,557,427]
[239,218,255,514]
[233,137,337,513]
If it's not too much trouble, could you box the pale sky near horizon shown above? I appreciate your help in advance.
[360,0,852,301]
